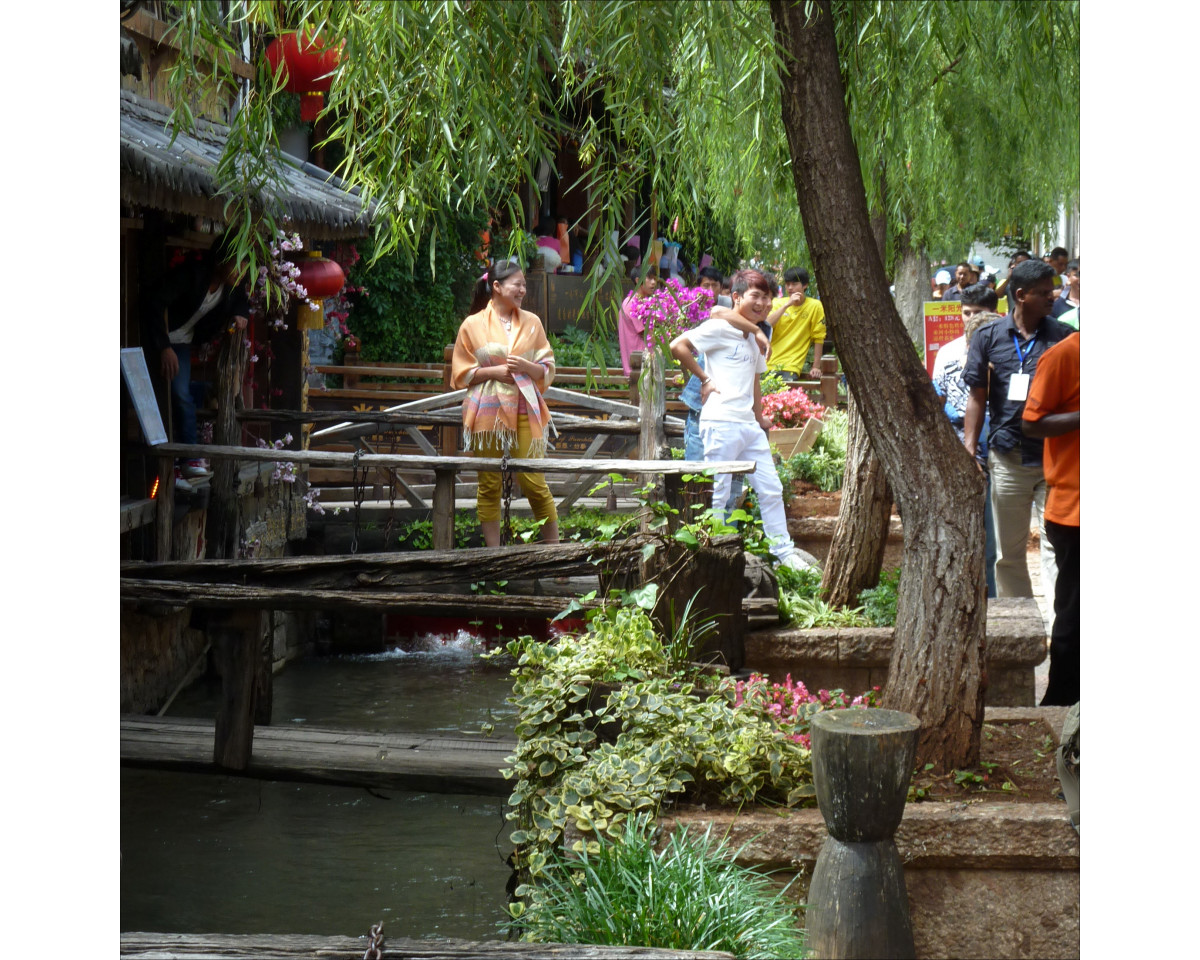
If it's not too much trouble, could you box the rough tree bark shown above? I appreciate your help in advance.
[821,392,892,608]
[770,0,987,770]
[821,166,893,609]
[893,231,929,346]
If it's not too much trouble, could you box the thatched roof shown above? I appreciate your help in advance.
[120,90,372,240]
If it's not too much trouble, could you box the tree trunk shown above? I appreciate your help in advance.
[821,166,892,607]
[821,392,892,608]
[770,0,987,770]
[893,231,928,346]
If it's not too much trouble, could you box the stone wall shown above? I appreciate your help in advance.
[121,465,313,714]
[744,598,1046,707]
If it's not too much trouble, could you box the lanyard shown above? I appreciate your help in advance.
[1011,331,1036,372]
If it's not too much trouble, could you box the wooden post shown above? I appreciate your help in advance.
[820,354,841,410]
[432,467,456,551]
[155,454,175,561]
[211,609,262,770]
[441,345,458,457]
[254,610,274,726]
[206,328,249,559]
[628,350,643,407]
[806,708,921,959]
[638,349,666,583]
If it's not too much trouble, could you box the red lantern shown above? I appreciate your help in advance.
[264,32,342,123]
[292,252,345,330]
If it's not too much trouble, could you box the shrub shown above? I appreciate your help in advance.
[509,814,807,960]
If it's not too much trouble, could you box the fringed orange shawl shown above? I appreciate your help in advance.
[450,303,556,455]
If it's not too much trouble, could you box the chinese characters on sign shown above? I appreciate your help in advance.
[923,302,963,377]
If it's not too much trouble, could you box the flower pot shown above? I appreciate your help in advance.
[770,418,823,458]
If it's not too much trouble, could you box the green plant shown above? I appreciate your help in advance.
[508,813,806,959]
[783,408,849,492]
[397,509,481,549]
[345,212,486,364]
[779,594,871,629]
[548,326,622,369]
[496,605,818,885]
[858,567,900,627]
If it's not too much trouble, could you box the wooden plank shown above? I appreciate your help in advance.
[121,580,597,617]
[121,716,515,796]
[557,436,637,512]
[119,930,735,958]
[121,498,158,534]
[155,443,751,476]
[122,538,669,585]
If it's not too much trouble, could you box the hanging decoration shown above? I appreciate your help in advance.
[292,251,345,330]
[264,32,343,123]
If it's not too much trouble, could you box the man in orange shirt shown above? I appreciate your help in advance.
[1022,332,1080,706]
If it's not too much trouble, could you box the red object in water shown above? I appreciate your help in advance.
[293,255,346,300]
[264,32,342,122]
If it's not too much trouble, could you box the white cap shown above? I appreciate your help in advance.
[935,269,952,285]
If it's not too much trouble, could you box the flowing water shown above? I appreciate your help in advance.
[121,634,520,939]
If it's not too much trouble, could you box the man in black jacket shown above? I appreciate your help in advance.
[143,235,250,481]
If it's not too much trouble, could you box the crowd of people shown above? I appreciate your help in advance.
[453,237,1079,705]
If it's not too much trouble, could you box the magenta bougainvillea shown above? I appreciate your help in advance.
[625,277,715,351]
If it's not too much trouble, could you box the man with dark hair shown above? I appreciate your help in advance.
[963,259,1074,601]
[1050,259,1079,320]
[697,266,733,308]
[144,233,251,489]
[1047,247,1070,277]
[758,265,825,380]
[1022,331,1080,707]
[995,250,1031,300]
[942,261,974,302]
[670,269,809,571]
[932,282,1000,596]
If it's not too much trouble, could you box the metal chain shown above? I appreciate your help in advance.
[363,921,384,959]
[500,448,514,546]
[350,447,365,555]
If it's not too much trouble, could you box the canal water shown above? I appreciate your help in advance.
[121,635,520,940]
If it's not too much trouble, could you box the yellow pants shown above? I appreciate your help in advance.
[474,415,558,525]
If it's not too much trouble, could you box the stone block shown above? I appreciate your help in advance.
[661,787,1078,960]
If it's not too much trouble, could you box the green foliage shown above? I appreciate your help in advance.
[508,813,806,959]
[858,567,901,627]
[346,216,485,364]
[782,408,849,492]
[397,510,480,549]
[498,605,818,886]
[775,562,900,629]
[547,326,621,369]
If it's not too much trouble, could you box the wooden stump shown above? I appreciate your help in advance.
[806,707,920,959]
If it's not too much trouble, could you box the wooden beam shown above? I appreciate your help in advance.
[153,443,752,476]
[154,455,174,561]
[121,498,158,534]
[432,468,456,550]
[122,9,255,79]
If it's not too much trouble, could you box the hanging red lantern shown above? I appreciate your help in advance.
[264,32,342,123]
[292,252,346,330]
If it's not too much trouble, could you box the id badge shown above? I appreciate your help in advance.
[1007,372,1030,402]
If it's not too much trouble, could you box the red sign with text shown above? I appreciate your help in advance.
[923,302,963,377]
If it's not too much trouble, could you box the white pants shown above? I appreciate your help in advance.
[700,419,796,564]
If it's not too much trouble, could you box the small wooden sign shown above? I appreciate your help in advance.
[121,347,168,446]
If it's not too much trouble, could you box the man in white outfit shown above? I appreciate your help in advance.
[670,269,809,571]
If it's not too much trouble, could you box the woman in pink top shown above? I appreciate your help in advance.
[618,268,659,376]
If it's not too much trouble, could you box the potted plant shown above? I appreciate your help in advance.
[760,380,825,457]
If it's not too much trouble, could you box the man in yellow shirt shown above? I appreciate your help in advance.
[764,267,825,380]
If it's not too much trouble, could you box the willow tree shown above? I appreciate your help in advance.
[162,0,1078,768]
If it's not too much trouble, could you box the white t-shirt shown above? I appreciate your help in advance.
[685,317,766,424]
[169,287,224,345]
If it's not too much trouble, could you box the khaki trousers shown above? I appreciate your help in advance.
[988,447,1057,604]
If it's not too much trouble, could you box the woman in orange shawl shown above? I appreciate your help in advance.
[450,260,559,547]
